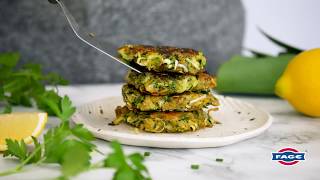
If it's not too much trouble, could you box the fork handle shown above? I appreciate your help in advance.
[48,0,59,4]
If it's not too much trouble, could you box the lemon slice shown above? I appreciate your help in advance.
[0,112,48,151]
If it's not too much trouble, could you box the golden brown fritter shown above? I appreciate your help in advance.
[112,106,214,133]
[126,70,216,95]
[118,44,207,74]
[122,84,219,111]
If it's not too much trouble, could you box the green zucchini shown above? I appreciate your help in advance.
[216,54,295,95]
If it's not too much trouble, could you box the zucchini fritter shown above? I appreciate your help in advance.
[118,44,206,75]
[122,84,219,111]
[126,70,216,95]
[112,106,214,133]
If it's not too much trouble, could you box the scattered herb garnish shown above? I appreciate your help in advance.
[191,164,200,170]
[144,152,151,157]
[0,52,151,180]
[215,158,224,162]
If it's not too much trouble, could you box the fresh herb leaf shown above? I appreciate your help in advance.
[30,137,42,163]
[0,87,4,100]
[44,124,70,163]
[60,140,91,177]
[70,124,96,151]
[128,153,148,172]
[104,141,151,180]
[36,90,62,116]
[38,95,76,121]
[59,96,76,121]
[43,124,71,163]
[71,124,95,142]
[245,48,271,58]
[215,158,224,162]
[104,141,127,169]
[0,52,20,67]
[3,139,28,162]
[43,124,95,178]
[3,137,43,165]
[114,167,136,180]
[259,28,303,54]
[45,72,69,85]
[1,104,12,114]
[0,53,69,116]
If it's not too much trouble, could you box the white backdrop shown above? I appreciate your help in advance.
[242,0,320,55]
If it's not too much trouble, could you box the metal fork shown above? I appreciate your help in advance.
[48,0,142,73]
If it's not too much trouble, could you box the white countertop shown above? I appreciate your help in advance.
[1,84,319,180]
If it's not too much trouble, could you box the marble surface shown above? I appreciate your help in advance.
[1,84,320,180]
[0,0,244,83]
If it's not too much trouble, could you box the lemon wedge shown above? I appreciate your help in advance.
[0,112,48,151]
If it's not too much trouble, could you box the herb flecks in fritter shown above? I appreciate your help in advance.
[122,84,219,112]
[118,44,207,74]
[126,70,216,95]
[112,106,214,133]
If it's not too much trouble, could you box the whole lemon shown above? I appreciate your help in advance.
[275,48,320,117]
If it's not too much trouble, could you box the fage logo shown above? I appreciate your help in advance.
[272,148,306,165]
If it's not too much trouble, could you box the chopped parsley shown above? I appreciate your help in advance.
[168,82,176,91]
[133,96,145,106]
[191,164,200,170]
[215,158,224,162]
[180,115,189,122]
[164,96,172,102]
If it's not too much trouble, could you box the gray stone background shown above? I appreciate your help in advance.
[0,0,245,84]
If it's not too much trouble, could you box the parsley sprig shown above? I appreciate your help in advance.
[0,52,151,180]
[0,53,68,114]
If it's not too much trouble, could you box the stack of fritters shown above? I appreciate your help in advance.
[112,44,219,133]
